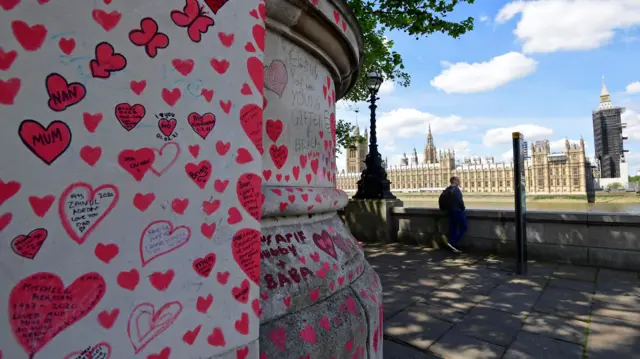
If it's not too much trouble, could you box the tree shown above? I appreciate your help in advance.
[336,0,476,152]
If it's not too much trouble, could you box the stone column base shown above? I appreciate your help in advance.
[340,198,403,243]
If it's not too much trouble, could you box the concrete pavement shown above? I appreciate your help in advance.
[364,243,640,359]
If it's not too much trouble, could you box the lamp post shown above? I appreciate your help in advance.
[353,71,396,199]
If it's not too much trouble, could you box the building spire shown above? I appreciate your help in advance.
[427,123,434,146]
[599,74,613,110]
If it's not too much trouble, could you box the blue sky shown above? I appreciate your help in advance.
[337,0,640,173]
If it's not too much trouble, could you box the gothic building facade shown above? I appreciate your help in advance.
[338,128,592,195]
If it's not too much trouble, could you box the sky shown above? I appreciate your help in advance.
[336,0,640,175]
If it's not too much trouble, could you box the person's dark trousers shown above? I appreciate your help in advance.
[448,209,468,246]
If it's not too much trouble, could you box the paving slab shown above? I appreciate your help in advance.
[526,262,558,277]
[428,329,506,359]
[384,306,453,350]
[591,298,640,324]
[494,275,549,293]
[383,289,424,320]
[453,307,524,346]
[534,287,593,320]
[503,331,583,359]
[437,277,500,296]
[480,287,541,315]
[586,316,640,359]
[423,289,486,314]
[549,277,596,292]
[553,264,597,282]
[383,340,442,359]
[521,312,589,344]
[411,301,466,324]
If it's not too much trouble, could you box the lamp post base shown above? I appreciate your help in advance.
[353,175,396,200]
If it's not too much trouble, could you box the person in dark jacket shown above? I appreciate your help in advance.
[446,176,467,252]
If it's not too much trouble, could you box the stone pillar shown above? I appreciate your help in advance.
[0,1,264,358]
[259,0,382,358]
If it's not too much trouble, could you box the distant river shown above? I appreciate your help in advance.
[401,200,640,214]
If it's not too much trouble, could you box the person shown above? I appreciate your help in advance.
[445,176,467,253]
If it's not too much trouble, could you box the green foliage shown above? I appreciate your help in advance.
[336,118,366,154]
[629,175,640,183]
[336,0,476,151]
[607,182,624,190]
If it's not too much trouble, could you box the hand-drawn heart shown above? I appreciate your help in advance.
[266,119,283,142]
[11,20,47,51]
[162,88,181,107]
[150,141,180,177]
[332,233,352,255]
[218,32,234,47]
[269,144,289,169]
[140,220,191,266]
[0,48,18,71]
[232,228,260,284]
[92,9,121,32]
[130,80,146,95]
[232,279,250,304]
[263,59,287,97]
[18,119,71,165]
[269,327,287,351]
[313,230,338,259]
[90,41,127,79]
[172,58,194,76]
[236,173,262,221]
[210,58,230,74]
[201,88,214,102]
[46,72,86,112]
[0,179,21,206]
[59,182,119,245]
[239,104,263,155]
[149,270,174,291]
[252,24,265,52]
[63,341,111,359]
[118,148,155,181]
[95,242,119,263]
[115,103,146,131]
[58,37,76,55]
[80,146,102,167]
[127,301,183,354]
[9,272,106,357]
[11,228,47,259]
[247,56,263,95]
[133,192,155,212]
[192,252,216,278]
[188,112,216,140]
[185,160,212,189]
[158,118,177,137]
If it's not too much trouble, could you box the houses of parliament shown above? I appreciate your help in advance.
[336,124,593,195]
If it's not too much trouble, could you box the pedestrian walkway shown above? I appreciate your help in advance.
[364,243,640,359]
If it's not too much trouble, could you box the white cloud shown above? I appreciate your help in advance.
[501,149,514,161]
[479,15,490,23]
[440,140,471,155]
[496,0,640,54]
[483,124,553,147]
[625,152,640,174]
[377,108,467,142]
[622,109,640,140]
[626,82,640,94]
[430,52,538,94]
[378,80,395,95]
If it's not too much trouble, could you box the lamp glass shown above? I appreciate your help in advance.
[366,71,383,93]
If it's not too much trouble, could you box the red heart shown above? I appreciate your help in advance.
[46,73,86,111]
[0,180,21,206]
[218,32,235,47]
[92,9,121,32]
[207,327,226,347]
[251,299,261,318]
[201,88,214,102]
[9,272,106,357]
[185,160,212,189]
[80,145,102,166]
[249,9,259,19]
[11,20,47,51]
[236,148,253,164]
[130,80,146,95]
[83,112,103,133]
[133,192,155,212]
[58,37,75,55]
[202,199,220,216]
[115,103,146,131]
[217,271,230,285]
[0,0,20,11]
[147,347,171,359]
[171,198,189,215]
[232,279,250,304]
[0,212,12,233]
[97,308,119,329]
[240,104,263,154]
[11,228,47,259]
[220,100,232,114]
[252,24,265,52]
[210,58,230,74]
[279,202,288,211]
[90,42,127,78]
[235,312,249,334]
[236,173,262,221]
[227,207,242,224]
[231,228,260,284]
[266,119,283,142]
[216,141,230,156]
[262,169,272,181]
[162,88,181,107]
[201,222,216,239]
[188,144,200,158]
[196,294,213,313]
[188,112,216,140]
[214,179,229,193]
[0,78,20,105]
[95,243,119,263]
[28,195,55,217]
[172,58,195,76]
[237,346,250,359]
[117,269,139,291]
[149,269,175,291]
[241,83,253,95]
[244,42,256,52]
[247,56,264,96]
[269,144,289,169]
[118,148,155,181]
[183,325,202,345]
[0,47,18,71]
[192,252,216,277]
[158,118,177,136]
[313,230,338,259]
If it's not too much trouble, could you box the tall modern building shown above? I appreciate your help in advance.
[592,76,627,178]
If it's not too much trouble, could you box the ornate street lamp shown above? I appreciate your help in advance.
[353,70,396,199]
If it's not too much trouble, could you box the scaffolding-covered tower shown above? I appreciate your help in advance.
[592,76,627,178]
